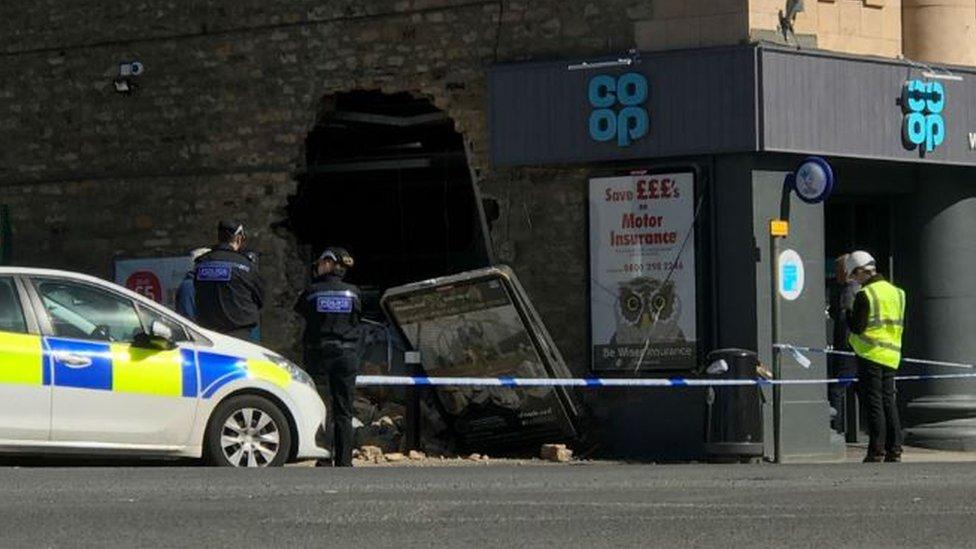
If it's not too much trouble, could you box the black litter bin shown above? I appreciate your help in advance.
[702,348,764,461]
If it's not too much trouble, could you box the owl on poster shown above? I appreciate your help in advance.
[610,276,686,345]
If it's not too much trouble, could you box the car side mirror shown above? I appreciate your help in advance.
[151,320,174,341]
[133,320,176,350]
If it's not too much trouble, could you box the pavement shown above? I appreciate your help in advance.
[2,460,976,548]
[846,442,976,463]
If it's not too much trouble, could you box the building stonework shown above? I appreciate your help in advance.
[2,0,971,367]
[750,0,903,58]
[0,0,642,366]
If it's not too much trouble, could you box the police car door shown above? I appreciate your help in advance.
[29,277,198,448]
[0,276,49,442]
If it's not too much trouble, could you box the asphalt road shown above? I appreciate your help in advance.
[1,463,974,548]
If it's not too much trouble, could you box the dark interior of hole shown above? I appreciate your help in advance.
[288,91,491,301]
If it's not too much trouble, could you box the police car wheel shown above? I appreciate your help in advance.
[206,395,292,467]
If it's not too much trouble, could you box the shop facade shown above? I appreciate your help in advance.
[490,43,976,459]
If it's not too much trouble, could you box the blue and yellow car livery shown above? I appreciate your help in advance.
[0,332,291,398]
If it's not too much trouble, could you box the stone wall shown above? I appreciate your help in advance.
[634,0,749,51]
[903,0,976,67]
[0,0,647,368]
[0,172,305,352]
[750,0,903,58]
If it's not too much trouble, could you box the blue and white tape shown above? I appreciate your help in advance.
[774,343,975,370]
[354,342,976,388]
[356,372,976,388]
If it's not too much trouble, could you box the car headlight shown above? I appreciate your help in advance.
[264,353,315,387]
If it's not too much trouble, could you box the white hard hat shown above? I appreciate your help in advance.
[189,247,211,262]
[845,251,876,277]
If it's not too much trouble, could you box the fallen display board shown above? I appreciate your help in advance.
[382,266,579,453]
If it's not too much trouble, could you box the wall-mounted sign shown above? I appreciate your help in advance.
[492,48,976,167]
[789,156,834,204]
[902,79,946,153]
[587,72,649,147]
[778,249,805,301]
[114,256,192,310]
[124,270,163,302]
[589,171,696,371]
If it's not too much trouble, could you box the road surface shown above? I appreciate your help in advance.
[0,462,973,547]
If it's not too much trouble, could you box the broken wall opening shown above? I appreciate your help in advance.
[288,90,494,457]
[289,90,491,295]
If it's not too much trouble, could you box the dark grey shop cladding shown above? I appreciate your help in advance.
[490,44,976,168]
[489,44,976,461]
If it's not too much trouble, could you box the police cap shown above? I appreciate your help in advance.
[314,247,354,268]
[218,219,246,238]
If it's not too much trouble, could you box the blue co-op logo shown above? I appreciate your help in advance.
[902,79,945,153]
[587,73,649,147]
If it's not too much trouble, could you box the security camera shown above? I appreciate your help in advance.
[118,61,145,77]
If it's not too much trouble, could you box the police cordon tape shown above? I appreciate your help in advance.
[355,372,976,387]
[773,343,975,370]
[354,343,976,388]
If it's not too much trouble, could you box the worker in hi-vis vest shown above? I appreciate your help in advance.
[845,251,905,463]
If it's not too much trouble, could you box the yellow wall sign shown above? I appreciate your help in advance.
[770,220,790,237]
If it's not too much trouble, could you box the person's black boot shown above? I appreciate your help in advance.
[884,452,902,463]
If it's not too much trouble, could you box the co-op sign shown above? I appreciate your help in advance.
[902,79,946,153]
[585,72,975,154]
[900,78,976,154]
[587,73,649,147]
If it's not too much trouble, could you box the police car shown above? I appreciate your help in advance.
[0,267,328,467]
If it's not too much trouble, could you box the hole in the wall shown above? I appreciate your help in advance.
[287,90,491,297]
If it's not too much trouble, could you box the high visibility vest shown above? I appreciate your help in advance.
[849,280,905,369]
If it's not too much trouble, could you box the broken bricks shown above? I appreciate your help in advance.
[358,445,384,464]
[540,444,573,463]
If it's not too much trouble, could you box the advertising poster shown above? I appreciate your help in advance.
[589,171,697,371]
[114,256,192,311]
[385,275,576,451]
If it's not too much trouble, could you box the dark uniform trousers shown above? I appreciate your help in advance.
[308,344,358,467]
[857,356,903,458]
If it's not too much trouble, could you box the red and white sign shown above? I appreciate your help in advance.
[114,256,193,311]
[125,270,163,302]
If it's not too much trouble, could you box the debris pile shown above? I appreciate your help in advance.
[353,396,405,454]
[351,446,491,466]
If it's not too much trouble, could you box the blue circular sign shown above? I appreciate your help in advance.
[790,156,834,204]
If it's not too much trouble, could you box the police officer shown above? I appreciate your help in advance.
[845,250,906,463]
[176,247,210,321]
[194,220,264,340]
[294,247,361,467]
